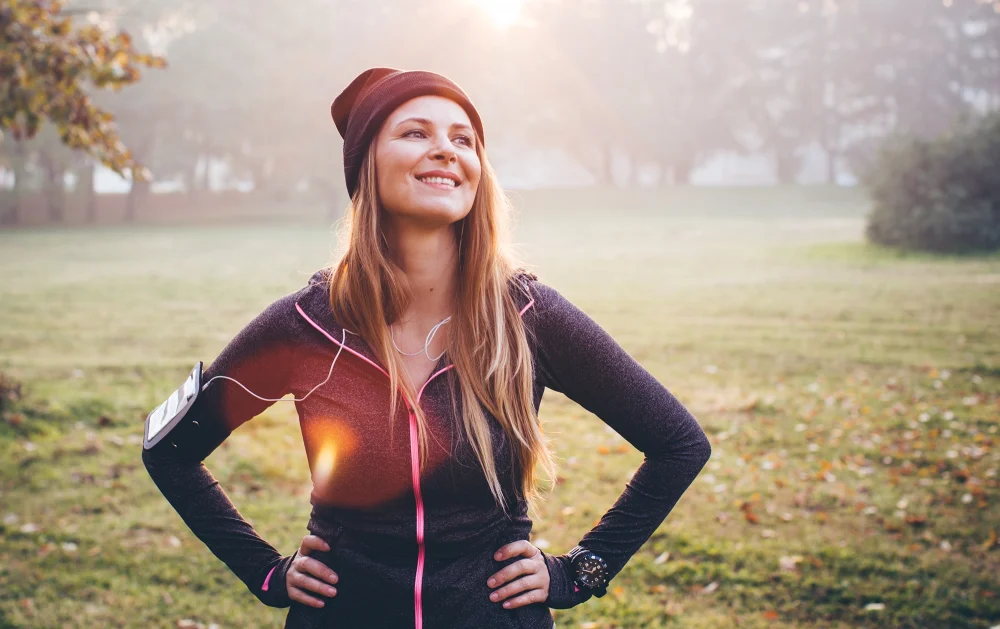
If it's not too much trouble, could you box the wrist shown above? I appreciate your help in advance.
[541,550,593,609]
[257,551,297,608]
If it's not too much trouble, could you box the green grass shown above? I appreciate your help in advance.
[1,186,998,628]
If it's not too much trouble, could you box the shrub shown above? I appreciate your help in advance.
[864,112,1000,253]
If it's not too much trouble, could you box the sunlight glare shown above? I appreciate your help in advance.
[471,0,523,28]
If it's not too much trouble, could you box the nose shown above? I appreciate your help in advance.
[430,133,457,164]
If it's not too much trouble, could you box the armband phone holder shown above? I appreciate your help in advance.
[143,362,203,450]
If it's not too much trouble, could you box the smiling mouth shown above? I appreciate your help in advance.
[416,175,460,188]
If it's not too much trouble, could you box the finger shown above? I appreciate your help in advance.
[289,571,339,598]
[298,534,331,555]
[499,588,548,609]
[288,587,326,608]
[487,558,540,589]
[494,540,540,562]
[297,556,339,584]
[489,573,544,603]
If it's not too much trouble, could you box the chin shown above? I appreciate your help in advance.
[396,200,471,226]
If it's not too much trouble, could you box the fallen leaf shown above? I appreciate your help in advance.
[19,598,35,615]
[778,555,802,572]
[983,529,997,550]
[864,602,885,611]
[904,515,928,528]
[654,551,670,565]
[701,581,719,594]
[762,610,779,621]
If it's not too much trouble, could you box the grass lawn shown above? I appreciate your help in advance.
[1,186,998,628]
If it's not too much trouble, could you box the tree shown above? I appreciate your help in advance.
[0,0,165,181]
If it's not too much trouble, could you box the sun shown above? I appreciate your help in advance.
[471,0,523,28]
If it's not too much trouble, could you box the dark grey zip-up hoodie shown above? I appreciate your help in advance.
[141,268,711,628]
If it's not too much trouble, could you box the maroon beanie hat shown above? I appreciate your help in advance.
[331,68,486,197]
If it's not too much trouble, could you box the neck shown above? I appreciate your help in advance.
[384,220,459,324]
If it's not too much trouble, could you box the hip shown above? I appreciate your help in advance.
[283,512,554,629]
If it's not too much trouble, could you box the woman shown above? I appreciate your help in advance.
[142,68,711,629]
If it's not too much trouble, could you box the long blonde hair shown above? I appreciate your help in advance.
[327,136,556,514]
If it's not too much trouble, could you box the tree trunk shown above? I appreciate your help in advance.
[187,156,202,195]
[81,161,97,223]
[126,179,150,221]
[0,143,27,226]
[774,145,800,184]
[41,151,65,223]
[672,157,695,185]
[601,144,614,186]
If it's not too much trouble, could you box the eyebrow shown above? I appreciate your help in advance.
[394,117,475,134]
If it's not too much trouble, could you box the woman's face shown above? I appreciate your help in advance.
[374,95,482,228]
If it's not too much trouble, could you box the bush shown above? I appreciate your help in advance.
[863,112,1000,253]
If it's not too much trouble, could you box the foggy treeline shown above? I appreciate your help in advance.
[2,0,999,224]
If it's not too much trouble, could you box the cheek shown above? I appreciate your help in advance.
[464,158,483,190]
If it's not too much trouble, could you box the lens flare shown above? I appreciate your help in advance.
[313,443,337,485]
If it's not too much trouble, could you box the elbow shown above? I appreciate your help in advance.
[695,431,712,470]
[686,422,712,473]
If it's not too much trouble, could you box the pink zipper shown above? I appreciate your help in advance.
[296,303,454,629]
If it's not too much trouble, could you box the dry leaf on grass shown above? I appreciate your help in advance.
[983,529,998,550]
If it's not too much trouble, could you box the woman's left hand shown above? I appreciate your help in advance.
[487,540,551,609]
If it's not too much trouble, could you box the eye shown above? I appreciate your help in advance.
[403,129,427,139]
[454,135,473,147]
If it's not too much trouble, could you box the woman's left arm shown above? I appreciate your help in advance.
[526,280,712,609]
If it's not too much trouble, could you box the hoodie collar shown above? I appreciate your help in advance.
[295,268,389,372]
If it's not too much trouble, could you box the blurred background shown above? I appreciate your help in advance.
[1,2,999,629]
[2,0,999,223]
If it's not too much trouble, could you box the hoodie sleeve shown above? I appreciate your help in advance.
[524,279,712,609]
[140,291,301,608]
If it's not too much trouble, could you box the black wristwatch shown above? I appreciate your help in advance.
[567,545,609,597]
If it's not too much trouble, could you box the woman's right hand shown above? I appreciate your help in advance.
[286,534,339,608]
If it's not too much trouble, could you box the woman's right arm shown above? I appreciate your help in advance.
[140,291,300,608]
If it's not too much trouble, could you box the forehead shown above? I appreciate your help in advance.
[383,95,472,128]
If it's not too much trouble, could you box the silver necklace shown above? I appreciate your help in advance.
[390,316,451,362]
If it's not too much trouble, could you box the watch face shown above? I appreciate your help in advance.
[574,553,608,589]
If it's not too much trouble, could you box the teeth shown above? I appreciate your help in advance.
[418,176,457,187]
